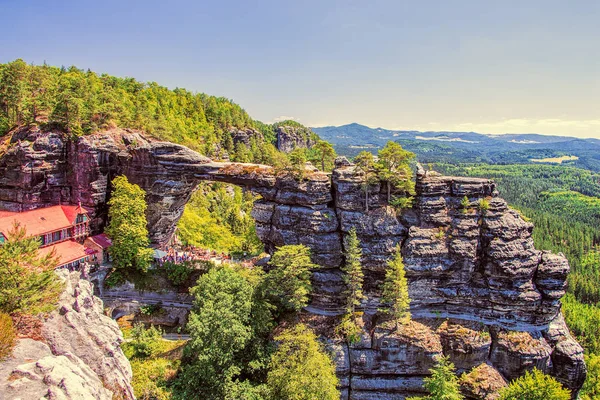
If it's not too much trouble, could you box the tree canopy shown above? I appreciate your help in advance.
[0,223,62,316]
[264,245,316,313]
[498,368,570,400]
[380,246,411,325]
[106,175,154,272]
[266,324,339,400]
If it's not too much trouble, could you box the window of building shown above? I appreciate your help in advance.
[52,231,61,242]
[0,234,5,244]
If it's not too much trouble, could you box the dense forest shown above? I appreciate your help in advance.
[0,58,298,162]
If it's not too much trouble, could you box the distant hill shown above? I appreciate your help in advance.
[312,123,600,171]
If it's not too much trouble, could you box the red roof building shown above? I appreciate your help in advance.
[0,204,93,269]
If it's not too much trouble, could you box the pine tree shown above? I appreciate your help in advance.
[380,246,411,325]
[377,141,415,202]
[342,228,365,314]
[313,140,336,171]
[0,223,62,316]
[416,356,463,400]
[354,151,377,212]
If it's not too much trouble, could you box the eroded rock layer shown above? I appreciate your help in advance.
[0,127,586,397]
[0,270,133,400]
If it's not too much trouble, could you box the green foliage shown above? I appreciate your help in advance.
[106,176,153,272]
[380,246,411,324]
[0,224,62,315]
[354,151,378,211]
[177,182,262,255]
[377,141,415,203]
[0,60,260,155]
[562,293,600,354]
[126,323,164,359]
[163,261,193,286]
[498,368,570,400]
[477,198,490,213]
[130,357,178,400]
[335,312,363,345]
[177,265,274,399]
[581,354,600,400]
[417,356,463,400]
[342,228,365,314]
[460,196,470,213]
[390,195,413,210]
[0,312,15,359]
[264,245,316,312]
[311,140,336,171]
[267,324,339,400]
[139,303,162,316]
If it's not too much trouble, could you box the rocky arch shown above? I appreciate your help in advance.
[0,127,572,329]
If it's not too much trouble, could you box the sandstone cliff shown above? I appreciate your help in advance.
[0,127,586,398]
[275,124,317,152]
[0,270,134,400]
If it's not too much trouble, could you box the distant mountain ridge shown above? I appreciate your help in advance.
[312,123,600,171]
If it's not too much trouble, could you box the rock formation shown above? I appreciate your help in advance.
[0,270,134,399]
[0,127,586,398]
[275,123,317,152]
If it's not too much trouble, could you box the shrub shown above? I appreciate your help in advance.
[0,313,16,359]
[478,198,490,213]
[335,312,362,344]
[128,323,163,359]
[164,261,193,286]
[140,303,162,316]
[498,368,570,400]
[460,196,470,214]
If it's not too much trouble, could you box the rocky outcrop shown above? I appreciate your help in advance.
[0,127,586,397]
[0,270,133,399]
[0,339,113,400]
[275,124,317,152]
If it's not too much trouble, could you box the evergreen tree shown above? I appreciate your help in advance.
[416,356,463,400]
[336,228,365,344]
[498,368,570,400]
[312,140,336,171]
[106,176,154,272]
[377,141,415,202]
[380,246,411,325]
[342,228,365,314]
[0,223,62,316]
[264,245,316,312]
[354,151,377,212]
[267,324,339,400]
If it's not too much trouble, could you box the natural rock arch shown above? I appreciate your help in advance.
[0,127,586,395]
[0,127,571,328]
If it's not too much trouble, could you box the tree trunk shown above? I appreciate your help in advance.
[387,181,391,203]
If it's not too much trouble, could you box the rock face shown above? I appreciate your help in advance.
[0,127,586,398]
[0,270,133,399]
[275,124,317,152]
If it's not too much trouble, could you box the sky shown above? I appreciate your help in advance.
[1,0,599,137]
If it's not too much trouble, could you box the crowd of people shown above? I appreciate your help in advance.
[155,246,233,267]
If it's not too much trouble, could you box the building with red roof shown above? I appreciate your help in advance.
[0,204,95,269]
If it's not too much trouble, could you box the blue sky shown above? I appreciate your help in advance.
[1,0,599,137]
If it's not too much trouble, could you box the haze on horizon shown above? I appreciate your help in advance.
[1,0,598,138]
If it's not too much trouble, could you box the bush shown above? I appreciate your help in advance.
[128,323,163,359]
[498,368,570,400]
[478,198,490,213]
[0,313,16,359]
[164,261,193,286]
[140,303,162,316]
